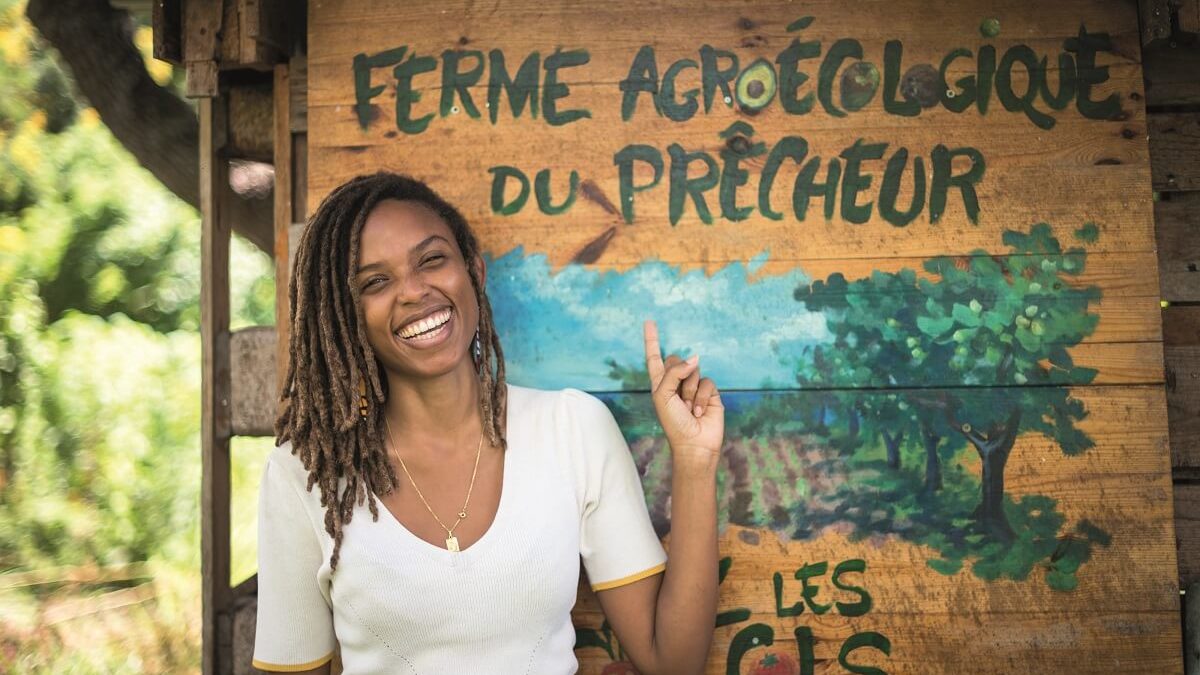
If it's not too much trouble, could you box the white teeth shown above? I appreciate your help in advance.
[397,308,452,339]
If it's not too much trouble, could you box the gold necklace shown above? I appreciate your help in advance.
[383,416,484,553]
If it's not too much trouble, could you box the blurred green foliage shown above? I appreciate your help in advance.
[0,1,274,671]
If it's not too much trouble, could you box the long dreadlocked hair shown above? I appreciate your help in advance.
[275,171,507,571]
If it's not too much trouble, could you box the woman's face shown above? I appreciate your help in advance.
[353,199,483,381]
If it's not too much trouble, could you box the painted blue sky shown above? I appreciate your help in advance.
[484,248,830,391]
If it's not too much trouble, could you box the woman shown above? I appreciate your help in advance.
[251,172,723,675]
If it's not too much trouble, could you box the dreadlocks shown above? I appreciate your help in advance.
[275,171,508,571]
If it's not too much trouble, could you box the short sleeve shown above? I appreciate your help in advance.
[252,449,338,672]
[566,389,668,591]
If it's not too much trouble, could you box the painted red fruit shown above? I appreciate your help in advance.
[601,661,640,675]
[748,651,798,675]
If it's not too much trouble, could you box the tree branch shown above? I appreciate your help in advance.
[26,0,274,255]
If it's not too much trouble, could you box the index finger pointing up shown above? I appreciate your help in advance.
[643,319,665,387]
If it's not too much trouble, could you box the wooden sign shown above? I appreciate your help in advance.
[309,1,1181,672]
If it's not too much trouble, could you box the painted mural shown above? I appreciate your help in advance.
[495,221,1108,673]
[310,1,1178,672]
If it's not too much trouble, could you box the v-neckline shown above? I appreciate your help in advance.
[374,383,517,564]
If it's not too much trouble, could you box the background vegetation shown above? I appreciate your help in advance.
[0,1,274,671]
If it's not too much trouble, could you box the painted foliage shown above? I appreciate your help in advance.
[309,1,1178,672]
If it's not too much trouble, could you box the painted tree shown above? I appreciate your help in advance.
[794,269,961,490]
[795,223,1101,539]
[912,223,1099,539]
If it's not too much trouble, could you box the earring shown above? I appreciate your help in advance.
[357,377,369,418]
[472,329,482,366]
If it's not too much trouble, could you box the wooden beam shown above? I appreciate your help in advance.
[152,0,182,64]
[1187,580,1200,674]
[183,0,223,97]
[200,95,233,675]
[274,64,293,405]
[1140,0,1174,46]
[292,133,307,221]
[289,55,306,133]
[1150,113,1200,192]
[1182,0,1200,34]
[1143,43,1200,107]
[1164,305,1200,470]
[1155,193,1200,302]
[1178,484,1200,588]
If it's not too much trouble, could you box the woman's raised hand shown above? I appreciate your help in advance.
[643,319,725,467]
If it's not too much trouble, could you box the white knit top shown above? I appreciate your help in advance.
[252,383,668,674]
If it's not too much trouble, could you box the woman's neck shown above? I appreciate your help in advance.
[381,363,484,458]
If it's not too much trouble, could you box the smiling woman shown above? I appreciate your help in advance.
[255,172,723,675]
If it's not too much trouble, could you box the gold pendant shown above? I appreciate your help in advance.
[446,535,460,552]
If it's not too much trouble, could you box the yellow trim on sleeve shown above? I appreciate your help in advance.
[591,562,667,592]
[252,650,335,672]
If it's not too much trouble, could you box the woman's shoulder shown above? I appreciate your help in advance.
[262,440,318,496]
[506,381,610,426]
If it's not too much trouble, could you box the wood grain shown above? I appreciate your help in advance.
[1176,483,1200,589]
[1155,193,1200,302]
[200,96,233,675]
[1164,305,1200,470]
[1150,113,1200,192]
[273,64,292,407]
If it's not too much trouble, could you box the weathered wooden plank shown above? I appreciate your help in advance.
[292,133,307,221]
[274,64,292,402]
[1165,306,1200,470]
[183,0,222,97]
[1143,42,1200,107]
[229,327,277,436]
[289,54,306,133]
[200,95,233,675]
[218,0,239,66]
[237,0,260,65]
[309,1,1153,265]
[235,0,286,67]
[1140,0,1174,46]
[1177,483,1200,588]
[152,0,182,64]
[1150,113,1200,192]
[1188,580,1200,674]
[1155,192,1200,302]
[1181,0,1200,34]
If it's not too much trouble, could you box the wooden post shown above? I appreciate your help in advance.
[200,95,233,675]
[1188,581,1200,674]
[273,63,292,402]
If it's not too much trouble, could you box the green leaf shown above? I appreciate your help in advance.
[1015,326,1042,351]
[984,345,1004,366]
[1047,346,1074,369]
[1073,222,1099,243]
[927,557,963,575]
[1045,569,1079,592]
[952,303,982,327]
[917,315,955,338]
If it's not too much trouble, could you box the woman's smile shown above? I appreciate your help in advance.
[394,306,455,349]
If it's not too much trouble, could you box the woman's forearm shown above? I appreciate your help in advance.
[648,450,720,675]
